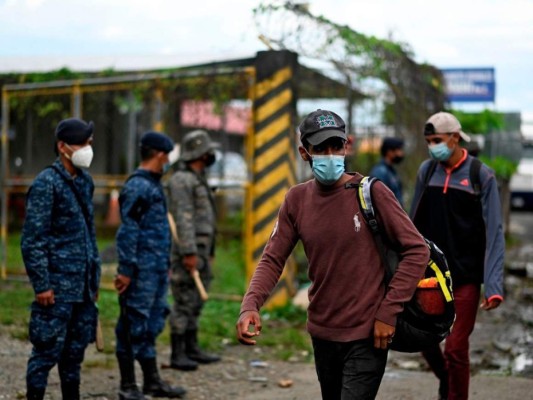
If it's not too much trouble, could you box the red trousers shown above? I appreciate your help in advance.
[422,283,481,400]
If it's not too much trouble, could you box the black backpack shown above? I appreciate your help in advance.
[356,176,455,352]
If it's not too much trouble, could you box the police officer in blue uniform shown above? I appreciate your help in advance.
[114,132,185,399]
[21,118,101,400]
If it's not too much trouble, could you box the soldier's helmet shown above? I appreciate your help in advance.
[180,130,219,162]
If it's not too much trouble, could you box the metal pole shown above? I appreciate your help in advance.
[1,89,10,279]
[25,111,34,172]
[71,83,82,118]
[152,86,163,131]
[127,91,137,173]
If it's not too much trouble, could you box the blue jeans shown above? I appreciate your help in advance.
[312,337,388,400]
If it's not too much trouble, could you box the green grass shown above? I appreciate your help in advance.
[6,231,24,275]
[210,238,247,295]
[0,230,312,362]
[0,281,33,340]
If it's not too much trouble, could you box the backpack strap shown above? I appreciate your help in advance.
[427,258,453,302]
[469,157,482,196]
[423,160,438,189]
[49,165,91,230]
[357,176,379,235]
[356,176,394,283]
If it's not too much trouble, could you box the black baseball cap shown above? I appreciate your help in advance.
[298,109,347,146]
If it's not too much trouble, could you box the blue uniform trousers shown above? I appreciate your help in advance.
[115,270,169,360]
[26,301,97,389]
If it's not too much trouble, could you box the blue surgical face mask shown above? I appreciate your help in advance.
[428,142,453,162]
[308,153,345,185]
[162,162,171,174]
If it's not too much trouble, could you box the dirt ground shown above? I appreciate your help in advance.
[1,304,532,400]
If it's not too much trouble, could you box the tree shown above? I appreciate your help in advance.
[253,1,446,164]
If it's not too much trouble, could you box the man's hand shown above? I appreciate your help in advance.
[236,310,262,345]
[114,274,131,295]
[374,319,395,350]
[480,297,502,311]
[36,289,55,306]
[183,254,198,272]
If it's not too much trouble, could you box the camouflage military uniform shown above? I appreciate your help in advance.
[167,163,216,334]
[21,158,101,391]
[115,168,171,359]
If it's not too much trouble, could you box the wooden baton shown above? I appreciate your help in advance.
[95,317,105,352]
[191,269,209,301]
[167,212,209,301]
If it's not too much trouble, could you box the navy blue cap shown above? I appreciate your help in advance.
[55,118,94,145]
[140,131,174,153]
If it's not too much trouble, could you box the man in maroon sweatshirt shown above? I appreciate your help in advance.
[236,109,429,399]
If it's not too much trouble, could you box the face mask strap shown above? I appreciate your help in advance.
[62,143,74,159]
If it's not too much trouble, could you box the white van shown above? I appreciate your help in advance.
[510,138,533,210]
[206,150,248,212]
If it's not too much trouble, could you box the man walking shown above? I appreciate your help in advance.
[114,131,185,399]
[369,137,405,205]
[167,130,221,371]
[21,118,101,400]
[236,109,429,399]
[410,111,505,400]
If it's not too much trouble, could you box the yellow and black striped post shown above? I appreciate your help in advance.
[245,51,299,308]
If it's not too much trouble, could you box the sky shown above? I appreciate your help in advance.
[1,0,532,124]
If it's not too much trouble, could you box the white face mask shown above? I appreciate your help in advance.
[66,144,94,168]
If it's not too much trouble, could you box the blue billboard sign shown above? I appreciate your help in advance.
[441,68,495,102]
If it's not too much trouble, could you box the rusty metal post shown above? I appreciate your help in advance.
[1,88,10,279]
[152,85,164,132]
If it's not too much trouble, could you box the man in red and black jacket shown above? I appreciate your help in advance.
[410,112,505,400]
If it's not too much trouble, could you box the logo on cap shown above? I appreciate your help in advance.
[316,114,338,128]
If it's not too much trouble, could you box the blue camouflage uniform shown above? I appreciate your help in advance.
[115,168,171,359]
[21,158,101,390]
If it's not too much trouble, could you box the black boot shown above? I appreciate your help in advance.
[139,357,186,398]
[61,381,80,400]
[170,333,198,371]
[26,386,45,400]
[185,329,220,364]
[117,355,146,400]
